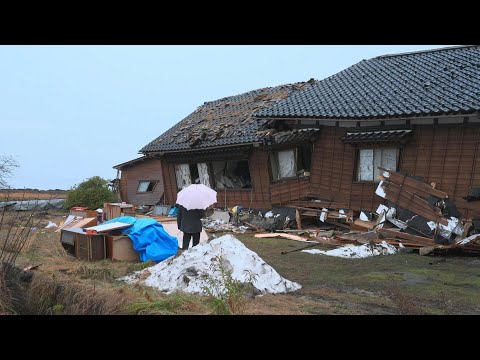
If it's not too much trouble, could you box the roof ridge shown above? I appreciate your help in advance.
[373,45,479,60]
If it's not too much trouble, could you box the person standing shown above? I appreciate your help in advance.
[176,204,206,250]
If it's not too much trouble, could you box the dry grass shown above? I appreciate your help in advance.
[23,272,128,315]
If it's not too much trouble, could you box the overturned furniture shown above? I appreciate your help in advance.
[103,203,136,221]
[60,221,135,261]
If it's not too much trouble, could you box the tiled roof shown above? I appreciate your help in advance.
[256,46,480,119]
[272,128,320,144]
[140,81,314,153]
[341,129,412,143]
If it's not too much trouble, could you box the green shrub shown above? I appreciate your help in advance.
[200,255,258,315]
[64,176,117,210]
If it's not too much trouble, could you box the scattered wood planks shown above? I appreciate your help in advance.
[377,228,436,246]
[254,233,316,243]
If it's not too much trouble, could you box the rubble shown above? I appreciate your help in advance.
[302,241,397,258]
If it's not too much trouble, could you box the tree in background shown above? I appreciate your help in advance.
[64,176,118,210]
[0,155,19,189]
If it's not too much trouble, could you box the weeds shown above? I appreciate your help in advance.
[23,272,127,314]
[126,292,207,315]
[386,283,425,315]
[127,259,154,273]
[200,255,258,315]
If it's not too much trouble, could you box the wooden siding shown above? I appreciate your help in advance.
[120,158,164,206]
[309,124,480,218]
[134,120,480,218]
[401,126,480,219]
[162,150,272,209]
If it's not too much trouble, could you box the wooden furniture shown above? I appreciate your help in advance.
[60,228,106,261]
[105,235,139,261]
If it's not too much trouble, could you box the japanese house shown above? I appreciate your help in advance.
[115,45,480,218]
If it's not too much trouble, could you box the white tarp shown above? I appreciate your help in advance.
[121,234,301,295]
[302,241,397,258]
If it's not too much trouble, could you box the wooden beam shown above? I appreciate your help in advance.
[377,228,436,245]
[295,209,302,230]
[378,167,448,199]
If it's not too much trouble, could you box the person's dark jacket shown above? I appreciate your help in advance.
[177,205,206,233]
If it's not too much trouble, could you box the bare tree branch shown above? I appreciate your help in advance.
[0,156,19,189]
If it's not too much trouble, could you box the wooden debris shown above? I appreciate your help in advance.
[377,228,436,246]
[419,246,435,256]
[244,221,263,231]
[351,219,376,231]
[281,243,321,255]
[295,209,302,230]
[254,233,315,243]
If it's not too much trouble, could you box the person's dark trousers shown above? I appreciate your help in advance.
[182,232,201,249]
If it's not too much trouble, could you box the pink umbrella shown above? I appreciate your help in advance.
[176,184,217,210]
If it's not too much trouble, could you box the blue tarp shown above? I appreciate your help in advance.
[102,216,178,262]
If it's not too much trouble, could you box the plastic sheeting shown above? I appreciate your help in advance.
[102,216,178,262]
[0,198,65,211]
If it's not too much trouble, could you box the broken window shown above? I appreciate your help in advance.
[197,163,210,187]
[211,160,251,189]
[175,164,191,189]
[175,162,213,189]
[270,145,312,181]
[137,181,157,192]
[357,148,398,182]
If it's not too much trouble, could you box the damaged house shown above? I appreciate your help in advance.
[254,45,480,222]
[115,45,480,225]
[114,80,319,209]
[114,156,165,206]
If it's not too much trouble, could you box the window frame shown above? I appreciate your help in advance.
[210,159,252,191]
[136,180,158,193]
[353,147,401,184]
[269,145,312,183]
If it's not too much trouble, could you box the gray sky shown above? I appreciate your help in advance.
[0,45,448,190]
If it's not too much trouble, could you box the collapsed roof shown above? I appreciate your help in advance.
[140,80,315,153]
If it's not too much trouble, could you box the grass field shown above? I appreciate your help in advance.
[3,212,480,315]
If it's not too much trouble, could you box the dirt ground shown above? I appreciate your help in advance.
[4,212,480,315]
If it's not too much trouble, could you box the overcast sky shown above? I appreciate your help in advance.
[0,45,449,190]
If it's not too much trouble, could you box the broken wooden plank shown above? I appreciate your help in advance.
[295,209,302,230]
[378,167,448,199]
[377,228,436,245]
[244,221,262,231]
[324,218,351,230]
[254,233,315,243]
[350,219,376,231]
[281,242,321,255]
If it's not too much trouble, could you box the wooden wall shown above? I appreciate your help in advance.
[400,126,480,219]
[308,125,480,218]
[162,150,272,209]
[120,158,164,206]
[144,122,480,219]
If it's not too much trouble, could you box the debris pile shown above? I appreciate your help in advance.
[120,234,301,295]
[302,241,397,258]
